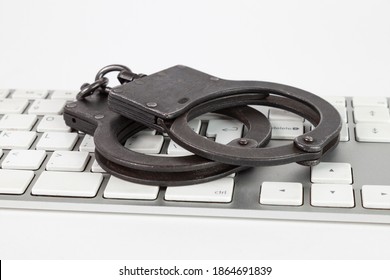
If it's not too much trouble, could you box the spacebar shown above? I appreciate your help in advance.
[32,171,103,197]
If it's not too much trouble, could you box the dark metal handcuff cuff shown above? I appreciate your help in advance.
[64,64,342,186]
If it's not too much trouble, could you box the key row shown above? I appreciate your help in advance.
[0,89,77,100]
[0,114,70,132]
[0,170,388,210]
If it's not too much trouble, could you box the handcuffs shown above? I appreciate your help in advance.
[63,64,342,186]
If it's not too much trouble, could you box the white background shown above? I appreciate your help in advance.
[1,0,390,260]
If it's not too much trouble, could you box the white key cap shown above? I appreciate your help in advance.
[2,149,46,170]
[165,178,234,203]
[167,140,193,156]
[104,176,159,200]
[311,184,354,207]
[27,99,66,115]
[260,182,303,206]
[0,89,10,99]
[362,185,390,209]
[323,96,346,107]
[134,128,156,136]
[46,151,89,172]
[79,135,95,152]
[355,123,390,143]
[187,119,202,134]
[36,132,78,151]
[124,134,164,154]
[12,89,48,99]
[0,131,36,149]
[0,114,37,131]
[354,107,390,123]
[270,120,303,140]
[311,162,352,184]
[340,122,349,142]
[250,105,269,117]
[0,169,34,194]
[353,97,388,108]
[334,105,348,123]
[50,90,78,101]
[37,115,71,132]
[206,119,243,144]
[32,171,103,197]
[269,109,304,122]
[91,159,105,173]
[0,99,29,114]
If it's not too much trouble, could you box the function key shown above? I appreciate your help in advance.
[50,90,78,101]
[12,89,49,99]
[353,97,388,108]
[355,123,390,143]
[323,96,346,107]
[353,107,390,123]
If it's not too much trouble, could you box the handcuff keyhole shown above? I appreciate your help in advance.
[72,118,76,123]
[178,97,189,104]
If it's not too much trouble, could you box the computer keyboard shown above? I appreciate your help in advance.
[0,89,390,224]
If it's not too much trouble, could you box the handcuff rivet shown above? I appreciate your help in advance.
[112,88,123,93]
[94,114,105,120]
[239,138,249,145]
[304,136,314,142]
[146,102,158,108]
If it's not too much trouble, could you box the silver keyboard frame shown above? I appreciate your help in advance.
[1,96,390,224]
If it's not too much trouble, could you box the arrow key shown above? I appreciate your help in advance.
[260,182,303,206]
[311,184,354,208]
[362,185,390,209]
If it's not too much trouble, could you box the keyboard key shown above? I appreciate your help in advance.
[0,114,37,131]
[323,96,346,107]
[339,122,349,142]
[2,149,46,170]
[46,151,89,172]
[134,128,156,136]
[353,97,388,108]
[0,99,29,114]
[36,115,71,132]
[27,99,66,115]
[91,159,105,173]
[0,89,10,99]
[167,140,193,156]
[104,176,159,200]
[12,89,48,99]
[362,185,390,209]
[165,178,234,203]
[311,162,352,184]
[355,123,390,143]
[50,90,78,101]
[270,120,303,140]
[124,134,164,154]
[311,184,354,208]
[269,108,304,122]
[79,135,95,152]
[260,182,303,206]
[206,119,243,144]
[0,131,36,149]
[36,132,78,151]
[354,107,390,123]
[32,171,103,197]
[250,105,269,117]
[334,105,348,123]
[0,169,34,194]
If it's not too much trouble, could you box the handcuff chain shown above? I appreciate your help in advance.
[76,64,146,101]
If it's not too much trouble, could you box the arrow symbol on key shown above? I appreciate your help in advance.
[329,169,335,172]
[381,193,387,196]
[330,190,335,194]
[279,189,286,192]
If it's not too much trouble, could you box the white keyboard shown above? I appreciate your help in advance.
[1,89,390,224]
